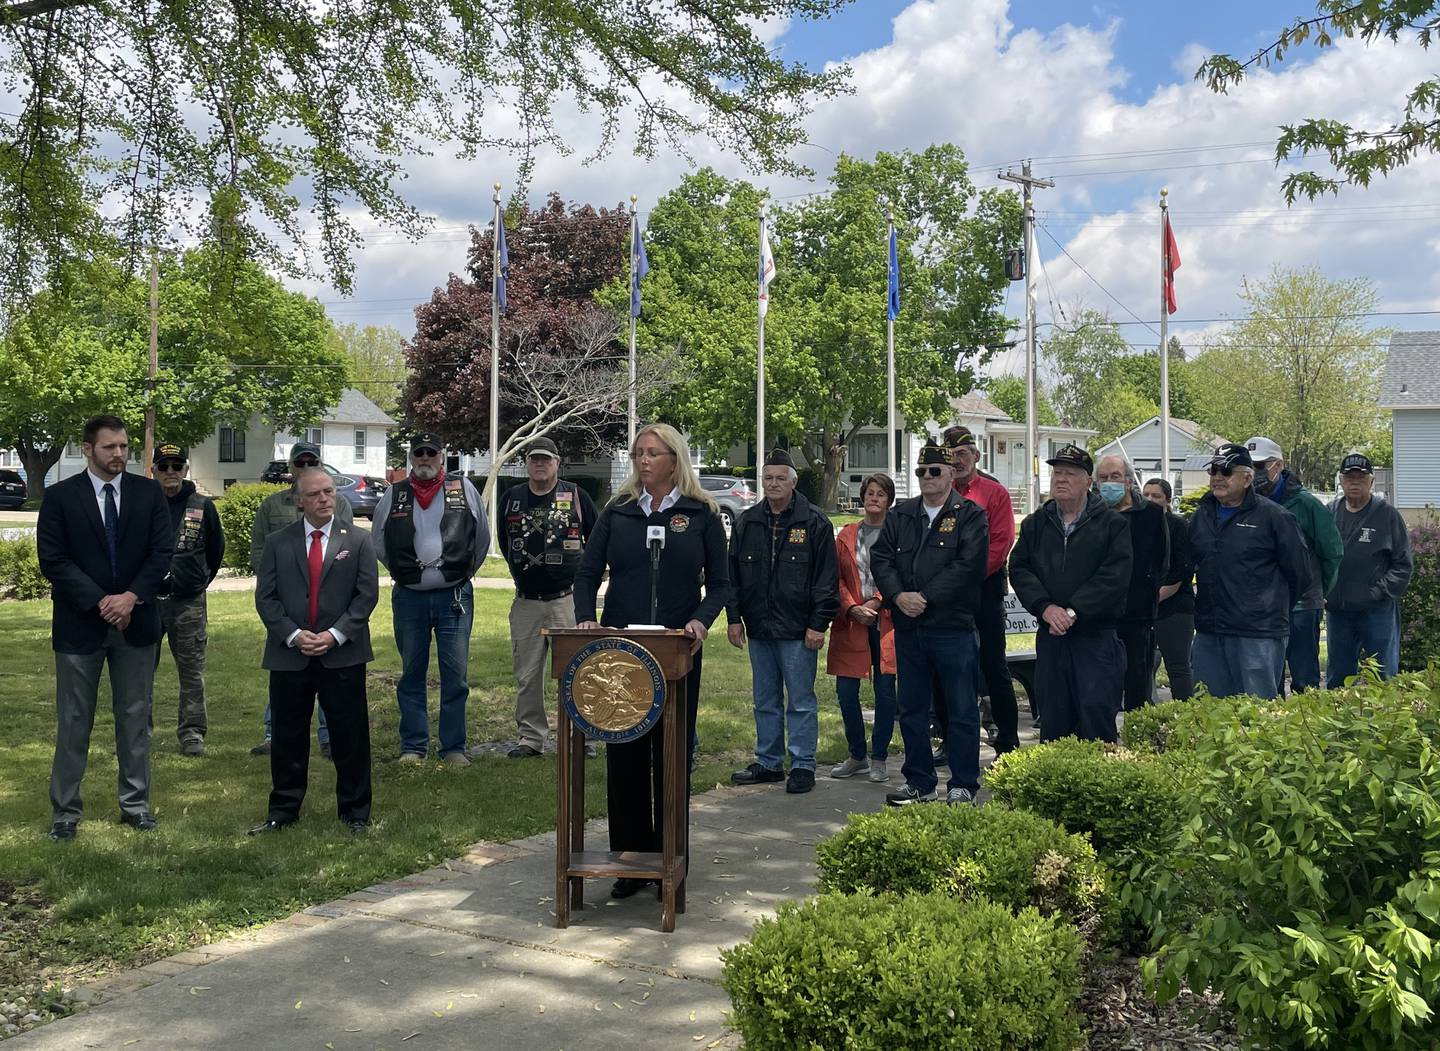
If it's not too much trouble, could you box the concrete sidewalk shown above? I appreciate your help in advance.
[12,773,914,1050]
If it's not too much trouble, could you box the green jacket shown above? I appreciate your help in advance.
[1275,473,1342,611]
[249,486,353,571]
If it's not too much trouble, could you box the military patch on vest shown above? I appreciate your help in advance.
[788,528,807,544]
[509,499,521,513]
[567,527,580,538]
[669,514,690,533]
[544,552,564,564]
[185,507,203,521]
[563,539,581,551]
[511,538,525,551]
[938,517,956,533]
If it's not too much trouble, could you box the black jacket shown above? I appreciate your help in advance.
[1326,494,1414,612]
[1009,492,1133,634]
[1117,496,1169,623]
[1158,511,1194,617]
[160,481,225,600]
[37,470,173,654]
[871,491,988,632]
[1189,488,1311,639]
[573,494,732,630]
[725,492,839,639]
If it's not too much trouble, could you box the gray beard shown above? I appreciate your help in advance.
[412,465,440,480]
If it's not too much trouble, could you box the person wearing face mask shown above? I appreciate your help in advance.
[1245,437,1343,693]
[1093,455,1168,712]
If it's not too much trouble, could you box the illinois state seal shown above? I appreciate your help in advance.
[560,637,666,744]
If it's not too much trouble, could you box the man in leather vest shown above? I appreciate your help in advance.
[373,432,490,764]
[498,436,597,758]
[153,445,225,756]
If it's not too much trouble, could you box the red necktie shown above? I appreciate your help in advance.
[307,529,323,630]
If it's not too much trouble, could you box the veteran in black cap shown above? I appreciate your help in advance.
[1326,452,1412,685]
[373,430,490,763]
[248,439,354,756]
[871,439,989,805]
[1008,443,1132,742]
[1187,442,1310,699]
[152,443,224,756]
[726,448,839,794]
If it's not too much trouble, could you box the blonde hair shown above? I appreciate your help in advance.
[616,423,718,512]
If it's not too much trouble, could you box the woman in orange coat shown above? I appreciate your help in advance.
[826,473,898,782]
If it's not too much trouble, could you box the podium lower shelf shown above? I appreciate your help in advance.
[566,850,688,883]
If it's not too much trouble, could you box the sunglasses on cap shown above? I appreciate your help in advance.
[915,465,949,479]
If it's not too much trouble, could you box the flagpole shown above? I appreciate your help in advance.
[1158,187,1171,495]
[1023,178,1040,514]
[756,199,767,463]
[489,182,502,552]
[885,205,896,481]
[628,194,639,451]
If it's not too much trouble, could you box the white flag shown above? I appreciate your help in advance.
[758,222,776,319]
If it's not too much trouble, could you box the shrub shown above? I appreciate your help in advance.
[1144,672,1440,1050]
[0,536,48,600]
[1399,519,1440,672]
[1177,488,1204,516]
[984,737,1184,863]
[215,483,285,573]
[722,892,1084,1051]
[815,803,1108,935]
[1119,696,1230,755]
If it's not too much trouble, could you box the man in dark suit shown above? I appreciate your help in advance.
[37,415,173,840]
[251,467,379,835]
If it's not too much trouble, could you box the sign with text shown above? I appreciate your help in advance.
[1004,592,1037,635]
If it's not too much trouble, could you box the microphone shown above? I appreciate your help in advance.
[646,524,666,551]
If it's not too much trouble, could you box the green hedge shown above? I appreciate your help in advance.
[722,892,1084,1051]
[1177,489,1204,516]
[1400,520,1440,671]
[0,536,48,600]
[815,803,1109,936]
[1142,676,1440,1050]
[215,483,285,573]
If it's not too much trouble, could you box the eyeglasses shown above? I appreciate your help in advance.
[154,463,185,473]
[915,465,948,479]
[1207,464,1235,477]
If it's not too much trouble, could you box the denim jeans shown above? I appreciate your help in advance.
[895,628,980,795]
[1277,608,1323,693]
[264,700,328,745]
[1327,600,1399,686]
[748,638,819,772]
[393,581,474,756]
[1193,633,1285,699]
[835,624,897,761]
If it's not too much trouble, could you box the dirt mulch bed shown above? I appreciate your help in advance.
[1083,955,1238,1050]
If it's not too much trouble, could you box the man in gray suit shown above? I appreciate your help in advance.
[250,468,379,835]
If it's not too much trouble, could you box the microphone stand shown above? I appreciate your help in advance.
[649,540,662,624]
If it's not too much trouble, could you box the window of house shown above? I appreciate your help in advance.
[306,426,324,446]
[354,429,366,463]
[847,432,888,469]
[65,443,81,459]
[219,426,246,463]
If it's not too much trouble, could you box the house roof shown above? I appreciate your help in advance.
[322,388,397,427]
[1095,414,1220,452]
[949,392,1012,421]
[1380,331,1440,408]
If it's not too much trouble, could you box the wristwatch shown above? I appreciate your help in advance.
[1065,607,1076,618]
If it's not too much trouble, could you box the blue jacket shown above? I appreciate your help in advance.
[1189,488,1311,638]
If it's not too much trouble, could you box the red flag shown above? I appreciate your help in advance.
[1163,214,1182,315]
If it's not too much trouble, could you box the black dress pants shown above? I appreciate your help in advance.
[1116,620,1155,712]
[930,571,1019,752]
[1035,628,1123,743]
[268,660,372,824]
[607,651,702,854]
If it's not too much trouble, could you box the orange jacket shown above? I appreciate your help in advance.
[826,521,897,678]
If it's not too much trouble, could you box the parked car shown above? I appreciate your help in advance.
[259,461,387,519]
[698,474,758,535]
[0,469,26,510]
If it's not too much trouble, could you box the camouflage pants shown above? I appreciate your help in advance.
[157,593,209,744]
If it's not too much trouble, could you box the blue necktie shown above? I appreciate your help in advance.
[102,482,118,578]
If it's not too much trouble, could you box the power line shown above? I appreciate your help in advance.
[1035,223,1158,337]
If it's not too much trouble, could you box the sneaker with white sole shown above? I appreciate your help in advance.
[885,783,937,807]
[868,760,890,783]
[829,756,870,779]
[946,787,977,806]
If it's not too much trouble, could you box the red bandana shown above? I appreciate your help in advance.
[410,469,445,510]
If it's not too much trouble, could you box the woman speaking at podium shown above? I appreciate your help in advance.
[574,423,732,899]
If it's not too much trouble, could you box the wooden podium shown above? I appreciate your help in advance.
[543,627,693,932]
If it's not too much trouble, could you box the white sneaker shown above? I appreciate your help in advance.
[946,787,977,806]
[885,783,937,807]
[829,756,870,779]
[868,760,890,783]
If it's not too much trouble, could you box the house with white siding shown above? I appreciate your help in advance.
[1093,415,1222,500]
[1379,331,1440,523]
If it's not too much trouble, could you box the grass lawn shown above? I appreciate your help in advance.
[0,588,856,996]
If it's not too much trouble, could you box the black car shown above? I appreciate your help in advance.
[0,469,25,510]
[259,461,387,519]
[698,474,758,535]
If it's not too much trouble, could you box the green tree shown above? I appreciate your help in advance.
[0,250,345,498]
[0,0,851,299]
[1041,308,1156,441]
[629,148,1020,506]
[330,323,406,417]
[1188,266,1387,485]
[1199,2,1440,201]
[983,375,1057,425]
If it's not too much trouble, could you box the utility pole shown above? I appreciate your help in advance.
[144,252,158,476]
[998,161,1053,514]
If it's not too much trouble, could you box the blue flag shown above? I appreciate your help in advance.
[495,212,509,314]
[630,215,649,319]
[887,226,900,321]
